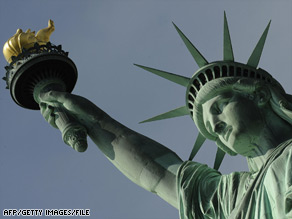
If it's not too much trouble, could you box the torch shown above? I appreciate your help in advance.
[3,20,88,152]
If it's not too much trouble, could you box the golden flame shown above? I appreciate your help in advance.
[3,19,55,63]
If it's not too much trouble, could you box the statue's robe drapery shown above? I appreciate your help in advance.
[177,139,292,219]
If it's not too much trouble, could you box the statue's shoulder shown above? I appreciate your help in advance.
[277,139,292,157]
[268,139,292,171]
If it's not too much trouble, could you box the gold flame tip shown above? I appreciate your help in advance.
[3,19,55,63]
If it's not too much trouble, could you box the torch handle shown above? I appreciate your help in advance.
[52,101,88,152]
[34,80,88,152]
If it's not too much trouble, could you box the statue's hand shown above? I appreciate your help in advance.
[39,91,101,130]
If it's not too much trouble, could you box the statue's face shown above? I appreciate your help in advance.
[202,91,264,157]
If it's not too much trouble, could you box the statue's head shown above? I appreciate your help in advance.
[192,71,287,157]
[136,13,292,169]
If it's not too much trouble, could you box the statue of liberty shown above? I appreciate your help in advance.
[4,13,292,218]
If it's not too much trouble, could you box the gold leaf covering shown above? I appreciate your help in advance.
[3,19,55,63]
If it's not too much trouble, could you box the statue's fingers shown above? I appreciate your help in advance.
[40,102,47,115]
[41,105,54,121]
[48,112,58,129]
[39,91,69,104]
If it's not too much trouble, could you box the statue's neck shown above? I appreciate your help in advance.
[246,148,277,173]
[247,139,291,172]
[246,108,292,172]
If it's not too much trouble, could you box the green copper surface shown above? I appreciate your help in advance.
[213,148,225,170]
[172,22,208,68]
[134,64,190,87]
[223,12,234,61]
[188,132,206,161]
[140,106,188,123]
[247,21,271,68]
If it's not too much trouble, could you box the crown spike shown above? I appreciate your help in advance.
[134,64,190,87]
[172,22,208,68]
[139,106,189,124]
[188,132,206,161]
[213,148,225,170]
[247,21,271,68]
[223,12,234,61]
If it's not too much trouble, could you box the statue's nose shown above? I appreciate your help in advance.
[213,122,226,134]
[210,115,226,135]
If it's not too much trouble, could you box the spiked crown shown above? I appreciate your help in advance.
[135,13,282,169]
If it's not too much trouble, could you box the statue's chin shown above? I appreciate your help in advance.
[224,132,255,157]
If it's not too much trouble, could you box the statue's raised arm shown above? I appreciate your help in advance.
[39,90,183,208]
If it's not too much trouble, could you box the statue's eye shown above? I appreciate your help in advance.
[213,100,228,115]
[217,105,223,114]
[211,104,222,115]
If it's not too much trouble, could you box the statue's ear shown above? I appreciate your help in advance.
[256,86,271,107]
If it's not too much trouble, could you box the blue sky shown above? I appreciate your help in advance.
[1,1,292,218]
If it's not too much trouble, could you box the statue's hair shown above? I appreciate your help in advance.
[192,77,291,156]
